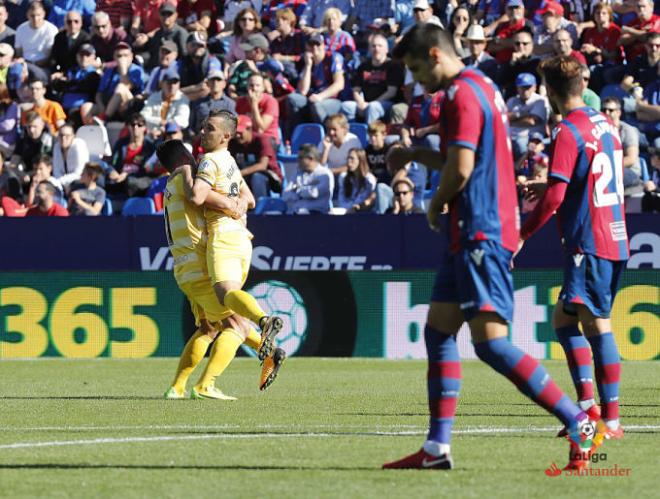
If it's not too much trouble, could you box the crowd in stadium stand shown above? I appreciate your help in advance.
[0,0,658,217]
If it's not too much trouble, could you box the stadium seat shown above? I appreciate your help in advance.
[253,196,287,215]
[105,121,125,149]
[349,122,369,148]
[101,198,113,216]
[121,197,156,216]
[75,125,106,159]
[277,123,325,163]
[147,176,168,198]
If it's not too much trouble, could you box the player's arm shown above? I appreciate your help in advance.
[239,180,256,210]
[387,147,446,173]
[427,145,474,230]
[178,163,212,207]
[519,178,568,241]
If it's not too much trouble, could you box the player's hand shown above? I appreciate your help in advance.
[386,147,414,174]
[522,179,548,201]
[426,196,446,232]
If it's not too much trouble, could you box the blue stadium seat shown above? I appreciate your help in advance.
[277,123,325,163]
[349,122,369,148]
[253,196,287,215]
[101,198,113,216]
[122,197,156,216]
[147,176,168,198]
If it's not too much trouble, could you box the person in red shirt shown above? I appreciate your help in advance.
[26,180,69,216]
[488,0,534,64]
[235,73,280,147]
[553,29,587,65]
[620,0,660,61]
[580,3,624,65]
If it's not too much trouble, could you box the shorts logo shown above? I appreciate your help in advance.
[470,249,485,266]
[573,254,585,268]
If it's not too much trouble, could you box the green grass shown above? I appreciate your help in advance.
[0,359,657,498]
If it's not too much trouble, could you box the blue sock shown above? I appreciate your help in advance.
[587,333,621,421]
[474,337,582,427]
[425,325,461,444]
[556,325,595,402]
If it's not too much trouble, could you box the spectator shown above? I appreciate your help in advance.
[580,3,624,67]
[341,33,405,124]
[48,1,96,29]
[223,0,262,28]
[21,79,67,134]
[620,0,660,62]
[268,7,306,83]
[498,28,541,98]
[144,40,179,97]
[299,0,351,33]
[11,112,54,175]
[322,7,356,62]
[229,114,283,198]
[134,2,188,70]
[0,2,15,45]
[602,96,643,190]
[177,0,218,34]
[0,42,11,85]
[506,72,549,160]
[285,34,345,138]
[282,143,334,214]
[410,0,443,30]
[143,122,188,175]
[385,177,424,214]
[262,0,308,31]
[96,0,132,31]
[489,0,533,64]
[235,72,280,146]
[228,32,278,98]
[516,131,548,181]
[90,11,128,63]
[26,180,69,216]
[14,2,58,71]
[51,44,101,115]
[388,142,426,209]
[95,42,146,122]
[337,147,376,212]
[552,28,587,64]
[581,65,602,111]
[365,120,392,184]
[0,82,17,156]
[225,7,263,65]
[534,1,578,60]
[449,5,472,58]
[462,24,499,82]
[0,149,22,204]
[52,122,90,188]
[68,162,106,216]
[627,31,660,88]
[25,155,64,207]
[141,65,190,139]
[131,0,169,36]
[107,113,156,197]
[179,31,222,101]
[321,113,362,175]
[401,88,443,151]
[191,70,236,133]
[51,10,91,73]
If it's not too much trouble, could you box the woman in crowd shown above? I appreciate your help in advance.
[224,7,263,65]
[337,148,376,212]
[320,113,362,176]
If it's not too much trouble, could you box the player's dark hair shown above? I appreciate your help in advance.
[538,55,583,101]
[392,24,457,62]
[208,109,238,138]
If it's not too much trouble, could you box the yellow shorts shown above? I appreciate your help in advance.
[207,230,252,285]
[178,276,232,326]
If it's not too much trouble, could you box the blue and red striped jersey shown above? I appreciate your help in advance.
[439,68,520,254]
[547,107,629,261]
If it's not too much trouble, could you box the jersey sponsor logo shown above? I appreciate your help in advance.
[198,159,212,172]
[470,249,485,266]
[609,221,627,242]
[251,245,391,271]
[573,254,585,268]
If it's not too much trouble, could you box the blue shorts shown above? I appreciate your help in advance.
[431,240,514,322]
[560,253,625,318]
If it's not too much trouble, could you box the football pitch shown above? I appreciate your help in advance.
[0,358,657,498]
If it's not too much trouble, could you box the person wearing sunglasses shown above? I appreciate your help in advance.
[488,0,533,64]
[89,11,128,64]
[225,7,263,65]
[386,177,423,215]
[602,96,643,191]
[51,10,91,73]
[533,1,578,60]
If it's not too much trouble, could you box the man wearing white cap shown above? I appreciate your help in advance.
[412,0,443,28]
[462,24,499,81]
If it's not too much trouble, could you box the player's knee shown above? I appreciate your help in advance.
[214,281,239,305]
[426,302,463,334]
[222,314,249,340]
[552,301,578,329]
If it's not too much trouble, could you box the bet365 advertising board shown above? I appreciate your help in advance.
[0,271,657,360]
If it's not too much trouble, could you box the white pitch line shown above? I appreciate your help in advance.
[0,425,658,450]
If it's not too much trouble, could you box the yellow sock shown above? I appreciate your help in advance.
[195,328,243,389]
[172,330,213,393]
[244,327,261,351]
[223,289,266,325]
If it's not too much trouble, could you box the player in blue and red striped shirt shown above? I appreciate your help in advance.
[384,25,598,472]
[519,55,629,442]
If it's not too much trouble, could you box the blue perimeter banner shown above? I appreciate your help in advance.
[0,214,658,271]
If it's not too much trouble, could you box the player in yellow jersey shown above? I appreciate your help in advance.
[160,138,284,400]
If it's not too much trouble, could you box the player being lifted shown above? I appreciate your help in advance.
[383,25,601,471]
[174,109,284,398]
[518,55,628,440]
